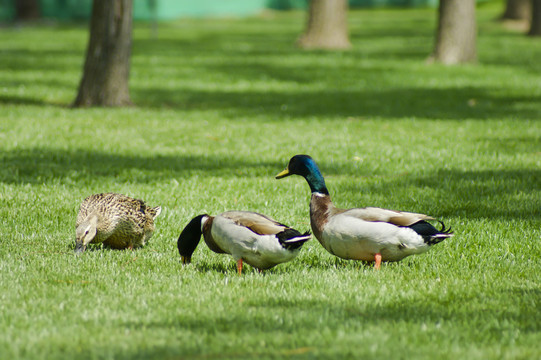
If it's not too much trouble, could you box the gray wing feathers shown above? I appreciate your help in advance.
[222,211,286,235]
[342,207,434,227]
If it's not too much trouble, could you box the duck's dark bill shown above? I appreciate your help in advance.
[74,242,86,254]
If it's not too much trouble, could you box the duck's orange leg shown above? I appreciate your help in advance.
[237,259,243,275]
[374,253,382,270]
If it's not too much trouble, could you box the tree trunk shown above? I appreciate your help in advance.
[430,0,477,65]
[529,0,541,35]
[297,0,351,50]
[15,0,40,21]
[74,0,133,107]
[501,0,531,21]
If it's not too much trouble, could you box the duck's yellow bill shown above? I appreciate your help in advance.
[275,169,290,179]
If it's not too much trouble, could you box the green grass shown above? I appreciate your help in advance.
[1,4,540,359]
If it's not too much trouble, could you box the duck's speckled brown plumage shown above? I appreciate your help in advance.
[75,193,161,252]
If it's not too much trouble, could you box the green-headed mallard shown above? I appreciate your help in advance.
[276,155,452,269]
[177,211,311,274]
[75,193,161,253]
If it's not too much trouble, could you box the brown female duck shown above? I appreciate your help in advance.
[75,193,161,253]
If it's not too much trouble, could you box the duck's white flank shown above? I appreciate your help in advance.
[211,214,302,270]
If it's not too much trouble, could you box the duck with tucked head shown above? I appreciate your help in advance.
[177,211,311,275]
[276,155,452,269]
[75,193,161,253]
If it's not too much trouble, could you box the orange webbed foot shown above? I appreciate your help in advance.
[237,259,243,275]
[374,253,382,270]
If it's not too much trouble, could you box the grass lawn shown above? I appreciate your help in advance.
[0,3,540,359]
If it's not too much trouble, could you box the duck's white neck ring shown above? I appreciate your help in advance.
[200,215,210,231]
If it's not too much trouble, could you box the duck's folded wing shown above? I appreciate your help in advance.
[222,211,286,235]
[341,207,434,227]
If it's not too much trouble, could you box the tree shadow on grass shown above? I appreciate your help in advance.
[129,33,541,121]
[0,48,83,72]
[2,148,539,222]
[0,148,284,185]
[0,94,48,106]
[135,85,541,121]
[338,168,541,221]
[113,287,539,359]
[1,33,539,121]
[131,35,540,121]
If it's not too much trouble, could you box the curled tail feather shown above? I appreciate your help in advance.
[278,230,311,250]
[409,220,453,245]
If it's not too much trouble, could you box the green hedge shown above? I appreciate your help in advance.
[1,0,491,21]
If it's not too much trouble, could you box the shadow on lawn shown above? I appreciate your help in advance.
[339,168,540,221]
[135,84,541,121]
[1,33,539,120]
[2,148,539,221]
[0,94,48,106]
[113,287,539,359]
[0,48,83,72]
[0,148,283,184]
[131,36,541,120]
[133,34,540,120]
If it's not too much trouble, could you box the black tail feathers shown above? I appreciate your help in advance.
[436,220,453,235]
[277,230,311,250]
[409,220,453,246]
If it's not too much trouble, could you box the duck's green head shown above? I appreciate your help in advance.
[276,155,329,195]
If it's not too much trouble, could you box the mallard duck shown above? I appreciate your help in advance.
[177,211,311,274]
[75,193,161,253]
[276,155,452,269]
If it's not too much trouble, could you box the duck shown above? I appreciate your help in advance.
[75,193,161,253]
[276,155,453,269]
[177,211,311,274]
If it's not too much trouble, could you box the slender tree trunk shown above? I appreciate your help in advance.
[15,0,40,21]
[429,0,477,64]
[529,0,541,35]
[501,0,531,21]
[74,0,133,107]
[298,0,351,50]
